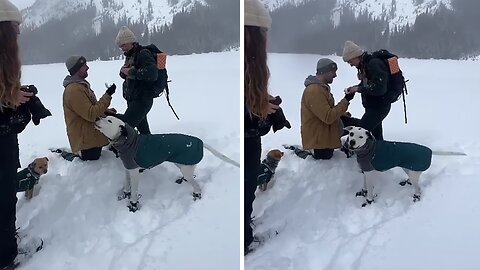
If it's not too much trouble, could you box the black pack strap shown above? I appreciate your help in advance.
[402,80,409,124]
[165,82,180,120]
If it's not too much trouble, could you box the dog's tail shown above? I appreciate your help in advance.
[203,143,240,168]
[432,150,467,156]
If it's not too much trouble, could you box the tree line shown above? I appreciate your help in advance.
[268,0,480,59]
[18,0,239,64]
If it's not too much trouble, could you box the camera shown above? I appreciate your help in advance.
[21,85,51,125]
[21,85,38,95]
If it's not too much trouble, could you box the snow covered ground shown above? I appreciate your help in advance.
[245,53,480,269]
[15,52,240,270]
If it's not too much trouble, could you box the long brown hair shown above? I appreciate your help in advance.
[244,25,270,119]
[0,21,21,109]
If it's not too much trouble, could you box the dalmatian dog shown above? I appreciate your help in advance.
[95,116,239,212]
[344,126,432,206]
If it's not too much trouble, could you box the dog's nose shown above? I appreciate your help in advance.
[349,140,355,147]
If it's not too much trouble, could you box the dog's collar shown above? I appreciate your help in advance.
[27,163,41,180]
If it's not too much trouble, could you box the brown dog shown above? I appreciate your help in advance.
[257,149,284,191]
[17,157,49,200]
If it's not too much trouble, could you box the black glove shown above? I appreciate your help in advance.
[344,92,355,101]
[106,84,116,96]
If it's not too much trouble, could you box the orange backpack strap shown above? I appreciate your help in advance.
[157,53,167,70]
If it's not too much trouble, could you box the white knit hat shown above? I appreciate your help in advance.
[245,0,271,29]
[115,26,137,47]
[342,41,364,62]
[0,0,21,23]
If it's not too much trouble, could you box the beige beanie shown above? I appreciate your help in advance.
[342,41,364,62]
[115,26,137,47]
[0,0,21,23]
[245,0,271,29]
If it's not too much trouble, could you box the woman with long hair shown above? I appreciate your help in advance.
[244,0,279,255]
[0,1,39,268]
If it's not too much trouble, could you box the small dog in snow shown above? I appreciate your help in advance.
[94,116,239,212]
[344,126,432,206]
[257,149,283,191]
[17,157,49,200]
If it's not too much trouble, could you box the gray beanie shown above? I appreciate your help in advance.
[0,0,21,23]
[115,26,137,47]
[342,41,364,62]
[245,0,271,29]
[65,55,86,75]
[316,58,337,74]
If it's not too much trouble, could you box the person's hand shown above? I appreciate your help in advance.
[14,91,34,106]
[106,83,116,96]
[344,92,355,101]
[120,67,132,76]
[346,86,359,94]
[105,108,117,115]
[343,112,352,118]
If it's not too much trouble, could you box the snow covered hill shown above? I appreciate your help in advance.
[262,0,452,27]
[15,52,240,270]
[245,53,480,269]
[11,0,206,29]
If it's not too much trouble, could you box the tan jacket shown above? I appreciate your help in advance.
[62,77,111,153]
[301,78,349,150]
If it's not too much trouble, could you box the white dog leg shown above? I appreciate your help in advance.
[404,169,422,202]
[176,164,202,200]
[362,171,376,207]
[117,170,132,201]
[127,169,141,212]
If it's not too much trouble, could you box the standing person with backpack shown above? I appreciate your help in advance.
[116,26,158,135]
[342,40,393,141]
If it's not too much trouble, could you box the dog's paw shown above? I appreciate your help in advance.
[413,194,421,202]
[355,189,368,197]
[127,201,141,212]
[361,198,375,207]
[117,191,131,201]
[118,191,142,201]
[399,179,412,186]
[192,192,202,201]
[175,177,187,184]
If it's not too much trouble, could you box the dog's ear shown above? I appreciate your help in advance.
[120,125,128,137]
[344,126,354,132]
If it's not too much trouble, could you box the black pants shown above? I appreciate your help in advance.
[312,149,334,160]
[0,136,19,268]
[360,104,391,140]
[80,147,102,161]
[120,98,154,135]
[244,137,261,250]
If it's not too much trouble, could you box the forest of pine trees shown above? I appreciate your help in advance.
[19,0,239,64]
[268,0,480,59]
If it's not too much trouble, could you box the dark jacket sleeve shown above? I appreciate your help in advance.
[359,58,389,96]
[128,49,158,82]
[0,106,31,135]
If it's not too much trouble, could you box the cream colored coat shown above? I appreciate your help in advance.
[63,78,111,153]
[301,79,349,150]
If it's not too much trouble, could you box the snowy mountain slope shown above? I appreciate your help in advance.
[245,53,480,269]
[262,0,452,27]
[11,0,206,29]
[15,52,240,270]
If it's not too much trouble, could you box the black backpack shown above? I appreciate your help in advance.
[142,44,180,120]
[370,49,408,103]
